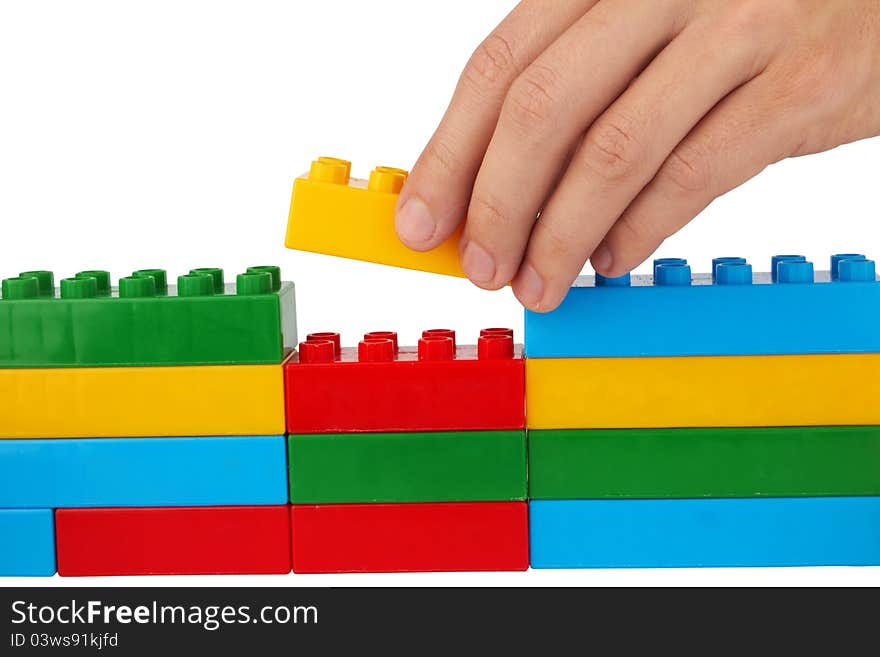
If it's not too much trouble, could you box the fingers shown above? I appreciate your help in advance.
[511,13,772,310]
[395,0,597,252]
[461,0,687,290]
[595,72,806,276]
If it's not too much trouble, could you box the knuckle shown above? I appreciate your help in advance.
[468,191,510,232]
[657,142,712,196]
[463,32,518,91]
[723,0,798,35]
[579,112,644,183]
[421,136,459,177]
[503,64,564,136]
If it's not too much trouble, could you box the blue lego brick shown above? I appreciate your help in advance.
[0,509,56,576]
[0,436,287,508]
[525,254,879,358]
[529,497,880,568]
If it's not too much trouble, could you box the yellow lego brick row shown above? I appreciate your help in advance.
[0,363,285,438]
[526,353,880,429]
[285,157,465,277]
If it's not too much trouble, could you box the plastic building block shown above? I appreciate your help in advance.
[529,497,880,568]
[529,426,880,499]
[0,362,285,438]
[285,158,465,277]
[291,501,528,573]
[0,266,297,367]
[0,436,287,508]
[285,329,524,433]
[289,430,526,504]
[0,509,56,576]
[526,352,880,429]
[524,254,879,358]
[56,506,291,576]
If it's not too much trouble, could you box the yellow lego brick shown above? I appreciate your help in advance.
[285,157,465,277]
[0,363,285,438]
[526,353,880,429]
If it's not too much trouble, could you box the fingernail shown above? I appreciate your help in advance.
[591,243,613,273]
[395,196,436,245]
[461,240,497,284]
[514,264,544,308]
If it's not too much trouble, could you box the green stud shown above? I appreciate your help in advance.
[76,270,111,295]
[177,273,214,297]
[190,268,225,293]
[2,277,40,300]
[236,271,272,296]
[18,270,55,296]
[60,276,98,299]
[247,265,281,292]
[132,269,168,294]
[118,275,156,298]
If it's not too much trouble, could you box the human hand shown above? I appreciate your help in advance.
[394,0,880,311]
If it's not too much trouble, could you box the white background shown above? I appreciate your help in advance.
[1,0,878,587]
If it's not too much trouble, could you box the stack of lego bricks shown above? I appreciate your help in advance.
[284,328,528,572]
[0,266,296,576]
[525,254,880,568]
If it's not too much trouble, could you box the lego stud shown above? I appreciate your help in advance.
[770,255,805,282]
[2,277,40,300]
[716,263,753,285]
[298,339,335,364]
[777,260,814,284]
[118,275,156,298]
[368,166,408,194]
[132,269,168,294]
[831,254,865,280]
[76,270,111,295]
[309,157,351,185]
[247,265,281,292]
[478,334,514,360]
[655,264,691,286]
[307,332,341,358]
[60,276,98,299]
[595,273,631,287]
[364,331,398,353]
[190,268,225,293]
[358,338,395,362]
[653,258,687,279]
[177,273,215,297]
[423,329,457,349]
[838,258,876,282]
[18,270,54,295]
[236,272,272,296]
[711,257,746,282]
[480,328,514,339]
[418,336,455,361]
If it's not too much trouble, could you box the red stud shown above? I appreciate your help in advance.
[418,336,455,361]
[307,331,341,358]
[358,338,395,362]
[422,329,456,349]
[299,340,335,364]
[480,328,514,339]
[364,331,398,353]
[478,334,514,360]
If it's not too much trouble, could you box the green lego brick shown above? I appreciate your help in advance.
[289,430,527,503]
[0,266,296,367]
[529,426,880,499]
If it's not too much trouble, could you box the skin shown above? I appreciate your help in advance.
[394,0,880,312]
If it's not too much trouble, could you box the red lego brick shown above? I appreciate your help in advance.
[290,501,529,573]
[55,506,291,576]
[285,329,524,433]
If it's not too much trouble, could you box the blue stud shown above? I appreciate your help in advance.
[770,255,806,282]
[653,258,687,279]
[831,253,866,280]
[655,264,691,286]
[838,258,875,282]
[595,273,632,287]
[711,257,747,282]
[777,260,814,284]
[716,263,753,285]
